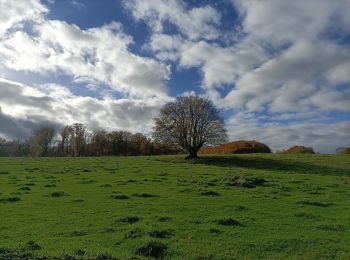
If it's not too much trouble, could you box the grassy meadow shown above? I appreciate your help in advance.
[0,154,349,259]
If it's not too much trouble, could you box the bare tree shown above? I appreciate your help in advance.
[70,123,88,157]
[30,127,55,156]
[153,95,227,159]
[60,125,73,156]
[91,130,108,156]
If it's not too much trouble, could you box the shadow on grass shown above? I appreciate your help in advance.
[187,156,348,176]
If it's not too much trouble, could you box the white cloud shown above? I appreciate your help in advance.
[233,0,350,44]
[124,0,221,41]
[139,0,350,115]
[0,78,169,139]
[0,18,170,98]
[223,41,350,112]
[0,0,47,36]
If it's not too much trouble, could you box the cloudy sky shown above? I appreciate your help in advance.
[0,0,349,153]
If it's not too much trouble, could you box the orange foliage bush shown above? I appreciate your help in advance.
[337,147,350,154]
[279,145,315,154]
[199,140,271,154]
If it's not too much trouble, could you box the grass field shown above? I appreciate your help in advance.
[0,154,349,259]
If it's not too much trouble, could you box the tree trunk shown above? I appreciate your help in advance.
[185,147,199,159]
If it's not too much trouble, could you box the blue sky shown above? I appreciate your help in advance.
[0,0,349,153]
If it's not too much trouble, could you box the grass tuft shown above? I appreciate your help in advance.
[200,190,220,196]
[217,218,241,226]
[119,216,141,224]
[51,191,67,197]
[0,197,21,203]
[149,229,174,239]
[136,241,167,259]
[296,200,333,207]
[110,194,129,200]
[24,241,41,250]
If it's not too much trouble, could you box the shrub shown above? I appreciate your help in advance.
[336,147,350,154]
[279,145,315,154]
[200,140,271,154]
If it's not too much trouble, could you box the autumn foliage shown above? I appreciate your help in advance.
[336,147,350,154]
[279,145,315,154]
[199,140,271,154]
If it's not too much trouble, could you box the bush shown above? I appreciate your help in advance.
[279,145,315,154]
[336,147,350,154]
[199,140,271,154]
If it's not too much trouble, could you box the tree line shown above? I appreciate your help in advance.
[0,123,181,157]
[1,95,228,158]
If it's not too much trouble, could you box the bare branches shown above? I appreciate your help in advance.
[153,95,227,158]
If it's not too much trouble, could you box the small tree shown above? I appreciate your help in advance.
[153,95,227,159]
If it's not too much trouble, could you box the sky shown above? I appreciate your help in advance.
[0,0,349,153]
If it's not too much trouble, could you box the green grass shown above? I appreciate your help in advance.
[0,154,349,259]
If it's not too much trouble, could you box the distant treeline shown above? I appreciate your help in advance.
[0,123,182,157]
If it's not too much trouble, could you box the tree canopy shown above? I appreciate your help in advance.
[153,95,227,158]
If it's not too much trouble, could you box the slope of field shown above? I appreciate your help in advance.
[0,154,349,259]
